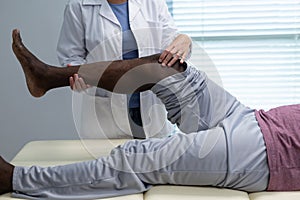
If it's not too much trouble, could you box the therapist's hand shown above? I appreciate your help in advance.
[159,34,192,67]
[69,74,91,92]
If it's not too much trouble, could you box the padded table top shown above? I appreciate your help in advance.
[1,139,300,200]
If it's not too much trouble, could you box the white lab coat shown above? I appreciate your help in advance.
[57,0,182,138]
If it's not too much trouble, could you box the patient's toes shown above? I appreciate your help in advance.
[12,29,20,43]
[12,29,24,50]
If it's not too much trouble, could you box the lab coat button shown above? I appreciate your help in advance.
[114,29,119,34]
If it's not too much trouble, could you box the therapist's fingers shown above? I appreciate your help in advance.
[162,46,183,67]
[161,49,175,67]
[180,51,188,64]
[160,34,192,66]
[159,49,171,65]
[69,76,75,90]
[71,74,90,92]
[159,45,184,67]
[167,48,183,67]
[78,77,90,90]
[74,74,83,91]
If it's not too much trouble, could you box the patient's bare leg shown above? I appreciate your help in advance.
[12,29,79,97]
[12,30,50,97]
[0,156,14,194]
[12,29,186,97]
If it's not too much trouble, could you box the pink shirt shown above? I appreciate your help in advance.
[255,104,300,191]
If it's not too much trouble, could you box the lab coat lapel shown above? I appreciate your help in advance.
[129,0,141,22]
[83,0,120,25]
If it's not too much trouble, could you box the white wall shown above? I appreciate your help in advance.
[0,0,80,161]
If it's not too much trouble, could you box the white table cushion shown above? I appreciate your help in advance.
[249,192,300,200]
[1,140,300,200]
[144,186,250,200]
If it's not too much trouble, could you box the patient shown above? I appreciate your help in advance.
[0,29,299,199]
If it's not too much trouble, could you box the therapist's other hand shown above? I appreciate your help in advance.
[69,74,91,92]
[159,34,191,67]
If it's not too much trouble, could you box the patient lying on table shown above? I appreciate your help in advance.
[0,29,299,199]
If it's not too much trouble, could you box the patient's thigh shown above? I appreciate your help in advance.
[111,127,227,186]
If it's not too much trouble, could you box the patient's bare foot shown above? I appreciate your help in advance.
[0,156,14,194]
[12,29,49,97]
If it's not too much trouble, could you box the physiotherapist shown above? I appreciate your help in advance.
[57,0,192,139]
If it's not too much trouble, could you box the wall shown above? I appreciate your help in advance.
[0,0,79,161]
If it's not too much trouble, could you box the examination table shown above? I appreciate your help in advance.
[1,139,300,200]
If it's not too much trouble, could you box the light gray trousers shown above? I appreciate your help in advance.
[12,66,269,199]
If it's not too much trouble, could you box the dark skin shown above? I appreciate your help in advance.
[0,29,187,194]
[0,157,13,194]
[12,29,186,97]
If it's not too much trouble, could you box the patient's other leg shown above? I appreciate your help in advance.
[12,29,186,97]
[0,156,14,194]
